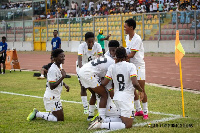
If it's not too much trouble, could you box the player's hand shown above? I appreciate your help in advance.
[139,91,144,102]
[61,69,66,78]
[108,34,111,37]
[64,84,70,92]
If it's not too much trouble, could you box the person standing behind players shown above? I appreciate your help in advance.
[97,29,111,55]
[77,32,103,114]
[0,36,7,74]
[88,46,144,130]
[124,18,148,120]
[51,30,61,51]
[27,49,70,122]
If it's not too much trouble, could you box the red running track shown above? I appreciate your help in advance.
[17,52,200,91]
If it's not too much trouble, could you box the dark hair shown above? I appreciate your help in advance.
[125,18,136,30]
[115,46,127,59]
[2,36,6,40]
[85,32,94,40]
[54,30,58,33]
[52,49,64,58]
[108,40,120,47]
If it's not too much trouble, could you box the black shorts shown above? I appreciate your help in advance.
[0,53,6,63]
[42,63,53,70]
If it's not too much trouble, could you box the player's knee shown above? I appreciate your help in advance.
[125,123,132,128]
[57,115,64,121]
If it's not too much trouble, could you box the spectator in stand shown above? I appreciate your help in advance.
[97,2,101,11]
[71,1,76,10]
[150,2,153,12]
[153,1,158,12]
[89,1,94,13]
[158,1,164,12]
[81,1,86,11]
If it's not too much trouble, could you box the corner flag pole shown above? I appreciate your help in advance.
[179,60,185,117]
[175,30,185,117]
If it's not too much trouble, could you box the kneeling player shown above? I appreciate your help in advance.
[88,46,144,130]
[27,49,70,122]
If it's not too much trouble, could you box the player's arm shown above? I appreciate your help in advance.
[127,40,140,59]
[78,55,82,68]
[131,76,143,92]
[63,82,70,92]
[49,69,66,90]
[100,34,111,41]
[108,88,114,99]
[131,76,144,101]
[97,44,103,57]
[127,51,136,59]
[101,77,110,87]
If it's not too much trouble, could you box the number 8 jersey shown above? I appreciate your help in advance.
[105,61,137,101]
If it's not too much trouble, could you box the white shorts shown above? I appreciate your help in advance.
[113,100,134,118]
[43,97,62,112]
[137,67,145,80]
[78,67,101,88]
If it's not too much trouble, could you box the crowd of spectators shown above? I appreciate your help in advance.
[1,2,32,9]
[1,0,200,20]
[44,0,200,19]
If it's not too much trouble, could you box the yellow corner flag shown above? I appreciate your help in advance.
[175,30,185,65]
[175,30,185,118]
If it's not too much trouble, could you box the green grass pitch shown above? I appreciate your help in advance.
[0,70,199,133]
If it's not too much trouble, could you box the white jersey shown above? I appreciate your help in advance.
[105,61,137,101]
[104,51,113,58]
[44,63,63,99]
[125,33,145,68]
[81,55,115,78]
[78,42,102,66]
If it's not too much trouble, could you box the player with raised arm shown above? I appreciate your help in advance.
[124,18,148,119]
[76,32,103,114]
[88,46,144,130]
[27,49,70,122]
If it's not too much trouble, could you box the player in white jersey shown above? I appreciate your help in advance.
[124,18,148,120]
[88,46,144,130]
[76,32,103,114]
[27,49,70,122]
[88,40,121,121]
[79,54,115,122]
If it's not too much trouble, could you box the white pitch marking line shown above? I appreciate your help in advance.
[0,91,82,104]
[94,116,183,133]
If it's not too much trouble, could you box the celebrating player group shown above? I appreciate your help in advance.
[27,18,148,130]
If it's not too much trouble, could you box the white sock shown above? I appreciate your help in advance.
[142,102,148,115]
[40,74,44,77]
[36,112,57,121]
[104,117,122,123]
[89,105,95,116]
[134,100,142,112]
[81,96,88,109]
[98,108,106,120]
[101,122,126,130]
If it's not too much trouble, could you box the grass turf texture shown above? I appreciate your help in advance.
[0,70,199,133]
